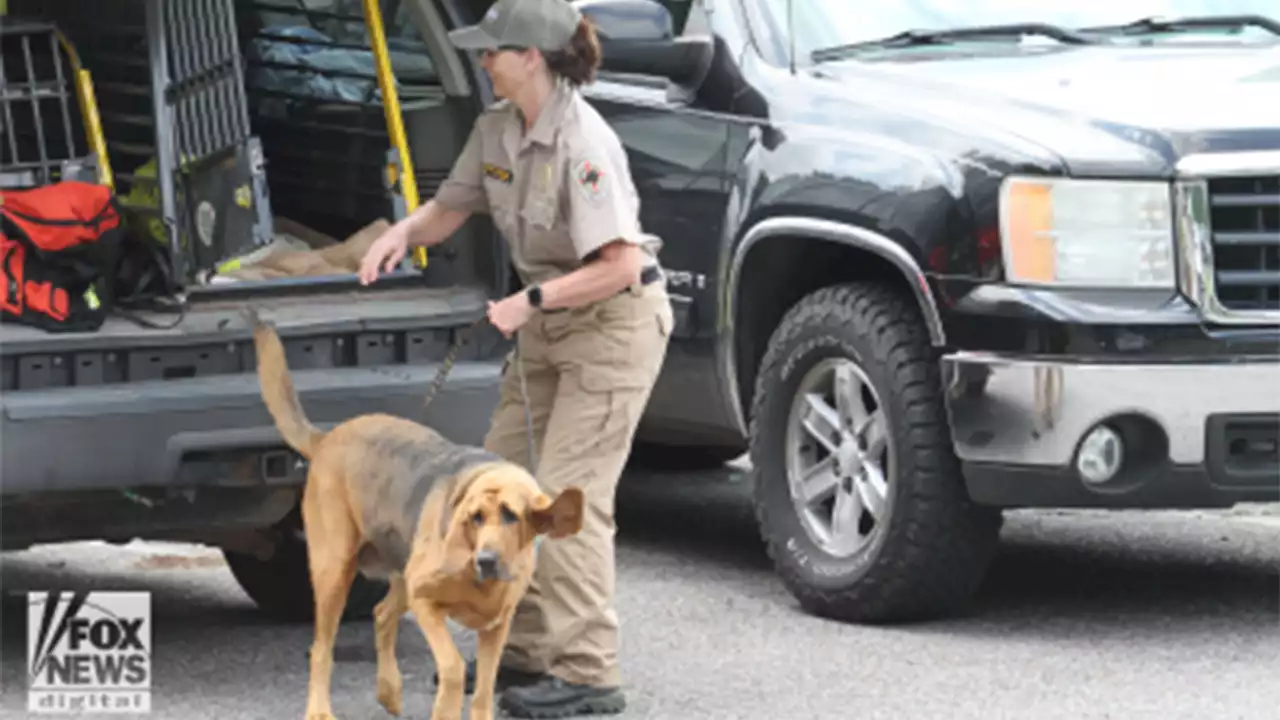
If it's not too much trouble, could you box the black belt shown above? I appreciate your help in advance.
[637,264,662,287]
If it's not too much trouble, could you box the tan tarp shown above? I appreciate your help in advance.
[213,218,389,283]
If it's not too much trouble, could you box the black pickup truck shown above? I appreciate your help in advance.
[581,0,1278,622]
[4,0,1277,625]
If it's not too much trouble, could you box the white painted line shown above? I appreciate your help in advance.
[1233,516,1280,531]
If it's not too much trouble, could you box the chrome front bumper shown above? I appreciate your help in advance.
[940,352,1280,506]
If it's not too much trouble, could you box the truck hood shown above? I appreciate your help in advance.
[812,43,1280,175]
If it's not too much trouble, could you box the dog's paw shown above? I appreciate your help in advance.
[377,672,404,716]
[305,714,338,720]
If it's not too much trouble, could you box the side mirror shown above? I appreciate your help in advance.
[575,0,713,89]
[574,0,674,41]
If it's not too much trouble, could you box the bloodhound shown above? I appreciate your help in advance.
[243,308,583,720]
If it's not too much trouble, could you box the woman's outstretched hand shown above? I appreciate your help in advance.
[358,225,410,285]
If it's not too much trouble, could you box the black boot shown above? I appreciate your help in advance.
[431,659,546,694]
[498,675,626,718]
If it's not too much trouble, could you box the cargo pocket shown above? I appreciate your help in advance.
[589,296,674,371]
[521,196,557,231]
[519,191,562,264]
[573,362,649,449]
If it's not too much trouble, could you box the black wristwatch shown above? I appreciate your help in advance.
[525,284,543,309]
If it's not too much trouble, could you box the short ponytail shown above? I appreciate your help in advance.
[544,18,602,86]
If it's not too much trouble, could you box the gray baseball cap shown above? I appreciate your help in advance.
[448,0,583,52]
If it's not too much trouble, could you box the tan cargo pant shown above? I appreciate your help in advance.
[482,281,672,688]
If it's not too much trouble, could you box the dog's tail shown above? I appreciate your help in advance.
[241,306,324,459]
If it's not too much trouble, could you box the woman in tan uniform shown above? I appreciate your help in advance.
[358,0,671,716]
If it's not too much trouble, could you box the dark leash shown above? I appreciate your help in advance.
[421,314,487,411]
[422,314,539,471]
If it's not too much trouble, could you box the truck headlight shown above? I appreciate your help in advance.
[998,176,1175,288]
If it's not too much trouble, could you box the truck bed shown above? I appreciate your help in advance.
[1,282,507,498]
[1,282,495,389]
[0,283,489,355]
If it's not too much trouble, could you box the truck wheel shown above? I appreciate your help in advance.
[223,513,387,623]
[749,282,1002,623]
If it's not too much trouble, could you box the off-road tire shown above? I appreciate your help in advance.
[223,510,387,623]
[750,282,1003,623]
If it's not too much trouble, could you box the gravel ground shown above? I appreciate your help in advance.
[2,467,1276,720]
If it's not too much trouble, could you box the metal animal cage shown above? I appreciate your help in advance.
[0,18,109,189]
[8,0,275,283]
[5,0,433,284]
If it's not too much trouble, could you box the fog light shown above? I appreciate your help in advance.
[1076,424,1124,485]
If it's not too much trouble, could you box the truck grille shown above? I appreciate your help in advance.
[1207,175,1280,313]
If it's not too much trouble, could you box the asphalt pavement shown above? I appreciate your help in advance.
[2,465,1277,720]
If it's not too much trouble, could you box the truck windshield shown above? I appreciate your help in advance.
[771,0,1280,62]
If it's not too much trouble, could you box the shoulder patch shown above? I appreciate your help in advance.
[573,159,605,202]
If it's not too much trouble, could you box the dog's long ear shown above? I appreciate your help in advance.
[435,510,476,579]
[437,466,488,573]
[528,486,585,539]
[408,469,483,596]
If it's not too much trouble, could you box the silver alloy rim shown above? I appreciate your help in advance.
[784,357,893,558]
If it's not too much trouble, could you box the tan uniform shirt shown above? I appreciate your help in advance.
[432,78,662,285]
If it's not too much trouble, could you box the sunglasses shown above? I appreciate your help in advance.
[481,45,529,57]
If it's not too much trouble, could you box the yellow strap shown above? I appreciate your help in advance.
[361,0,427,269]
[53,29,113,189]
[75,70,114,189]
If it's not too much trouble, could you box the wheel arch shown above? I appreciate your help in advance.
[720,216,948,437]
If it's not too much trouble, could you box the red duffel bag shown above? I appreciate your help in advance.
[0,180,126,332]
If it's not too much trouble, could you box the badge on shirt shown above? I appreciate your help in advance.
[484,163,513,184]
[574,159,605,202]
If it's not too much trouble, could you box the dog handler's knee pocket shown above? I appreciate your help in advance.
[571,364,647,441]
